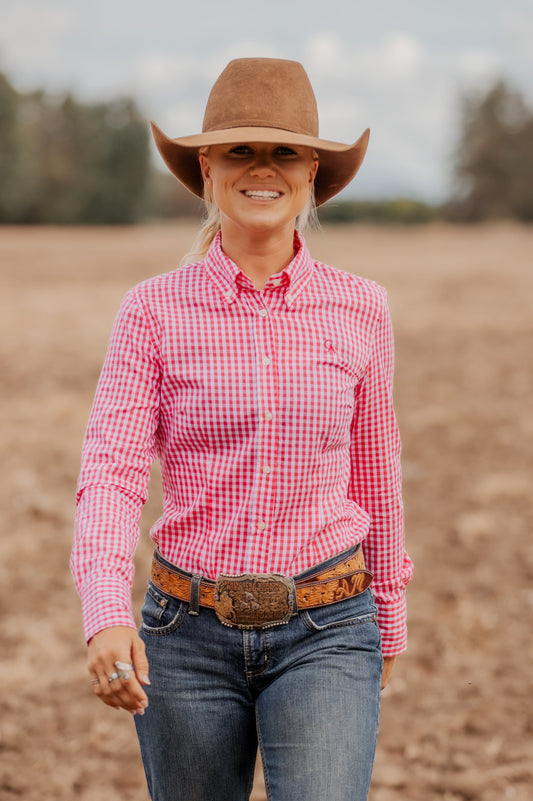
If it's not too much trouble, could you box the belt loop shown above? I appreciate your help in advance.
[188,574,202,616]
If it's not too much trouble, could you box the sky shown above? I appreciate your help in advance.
[1,0,532,201]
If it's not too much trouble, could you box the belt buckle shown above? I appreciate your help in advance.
[214,573,294,629]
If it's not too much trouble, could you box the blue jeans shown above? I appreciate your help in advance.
[135,547,383,801]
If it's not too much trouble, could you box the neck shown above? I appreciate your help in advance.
[219,219,297,290]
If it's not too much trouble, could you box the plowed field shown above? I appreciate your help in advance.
[1,222,532,800]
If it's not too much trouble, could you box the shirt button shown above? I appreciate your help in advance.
[262,356,271,366]
[264,410,273,422]
[285,293,294,304]
[271,278,282,287]
[258,308,267,317]
[257,521,266,532]
[224,292,233,301]
[262,464,272,474]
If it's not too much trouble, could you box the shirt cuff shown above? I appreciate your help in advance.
[80,575,137,644]
[373,591,408,657]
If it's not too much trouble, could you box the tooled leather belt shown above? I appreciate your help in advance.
[150,548,373,630]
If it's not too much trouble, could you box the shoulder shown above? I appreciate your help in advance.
[112,262,206,337]
[117,261,207,318]
[312,260,388,310]
[130,261,206,301]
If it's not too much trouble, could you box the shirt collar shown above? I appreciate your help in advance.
[204,230,314,308]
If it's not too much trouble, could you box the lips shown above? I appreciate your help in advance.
[242,190,282,200]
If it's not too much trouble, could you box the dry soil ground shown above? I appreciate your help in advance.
[1,222,532,800]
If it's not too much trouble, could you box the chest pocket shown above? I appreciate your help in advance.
[278,337,363,452]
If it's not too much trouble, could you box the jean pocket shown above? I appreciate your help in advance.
[140,582,187,636]
[301,589,378,632]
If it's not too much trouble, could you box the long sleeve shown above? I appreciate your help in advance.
[70,289,161,642]
[349,288,413,656]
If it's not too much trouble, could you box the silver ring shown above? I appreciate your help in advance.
[114,660,134,671]
[117,670,130,680]
[108,672,120,682]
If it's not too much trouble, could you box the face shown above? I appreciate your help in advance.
[199,142,318,237]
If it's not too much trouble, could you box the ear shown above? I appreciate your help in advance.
[199,152,211,185]
[309,158,319,185]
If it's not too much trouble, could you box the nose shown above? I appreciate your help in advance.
[249,150,276,176]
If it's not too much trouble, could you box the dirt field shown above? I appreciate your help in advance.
[1,222,532,801]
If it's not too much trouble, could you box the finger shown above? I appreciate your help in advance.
[104,677,146,713]
[131,636,151,686]
[88,673,121,709]
[102,662,149,712]
[88,660,146,711]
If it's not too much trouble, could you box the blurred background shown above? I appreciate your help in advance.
[1,0,532,224]
[1,2,532,800]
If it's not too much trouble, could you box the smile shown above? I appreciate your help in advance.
[242,190,282,200]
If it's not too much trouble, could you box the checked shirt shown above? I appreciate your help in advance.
[72,232,413,654]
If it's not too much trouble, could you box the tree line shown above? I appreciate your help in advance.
[446,80,533,222]
[0,71,532,224]
[0,72,199,224]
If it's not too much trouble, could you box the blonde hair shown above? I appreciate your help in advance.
[179,148,320,267]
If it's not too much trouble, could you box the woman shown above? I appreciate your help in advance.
[72,58,413,801]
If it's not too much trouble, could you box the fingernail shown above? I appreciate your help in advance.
[141,674,151,685]
[136,708,145,716]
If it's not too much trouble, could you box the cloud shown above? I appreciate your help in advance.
[358,32,424,81]
[456,49,503,84]
[304,34,344,75]
[1,0,76,87]
[1,0,531,200]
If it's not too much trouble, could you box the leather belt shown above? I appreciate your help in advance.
[150,548,373,630]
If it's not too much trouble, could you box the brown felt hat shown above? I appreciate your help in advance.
[151,58,370,206]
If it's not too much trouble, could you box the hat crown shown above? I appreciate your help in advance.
[202,58,319,138]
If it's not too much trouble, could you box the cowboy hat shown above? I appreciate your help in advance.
[151,58,370,206]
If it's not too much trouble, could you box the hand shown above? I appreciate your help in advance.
[381,656,395,689]
[88,625,150,715]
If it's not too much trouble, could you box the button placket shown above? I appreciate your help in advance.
[247,294,278,551]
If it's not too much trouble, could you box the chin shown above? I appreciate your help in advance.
[245,211,293,229]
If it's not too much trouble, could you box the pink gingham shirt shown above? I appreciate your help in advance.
[72,232,413,655]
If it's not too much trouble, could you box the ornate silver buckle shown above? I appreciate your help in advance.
[214,573,295,629]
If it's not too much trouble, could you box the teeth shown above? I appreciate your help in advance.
[244,190,281,199]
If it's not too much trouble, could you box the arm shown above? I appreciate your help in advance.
[70,289,161,708]
[349,287,413,660]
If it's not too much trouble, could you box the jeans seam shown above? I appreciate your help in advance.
[244,631,272,683]
[256,714,272,801]
[140,602,187,636]
[301,611,378,633]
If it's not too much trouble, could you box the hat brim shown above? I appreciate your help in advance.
[151,121,370,206]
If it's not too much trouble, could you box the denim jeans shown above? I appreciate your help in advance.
[135,546,383,801]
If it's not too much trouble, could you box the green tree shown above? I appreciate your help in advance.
[449,80,533,222]
[319,198,436,225]
[0,72,25,221]
[0,72,151,223]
